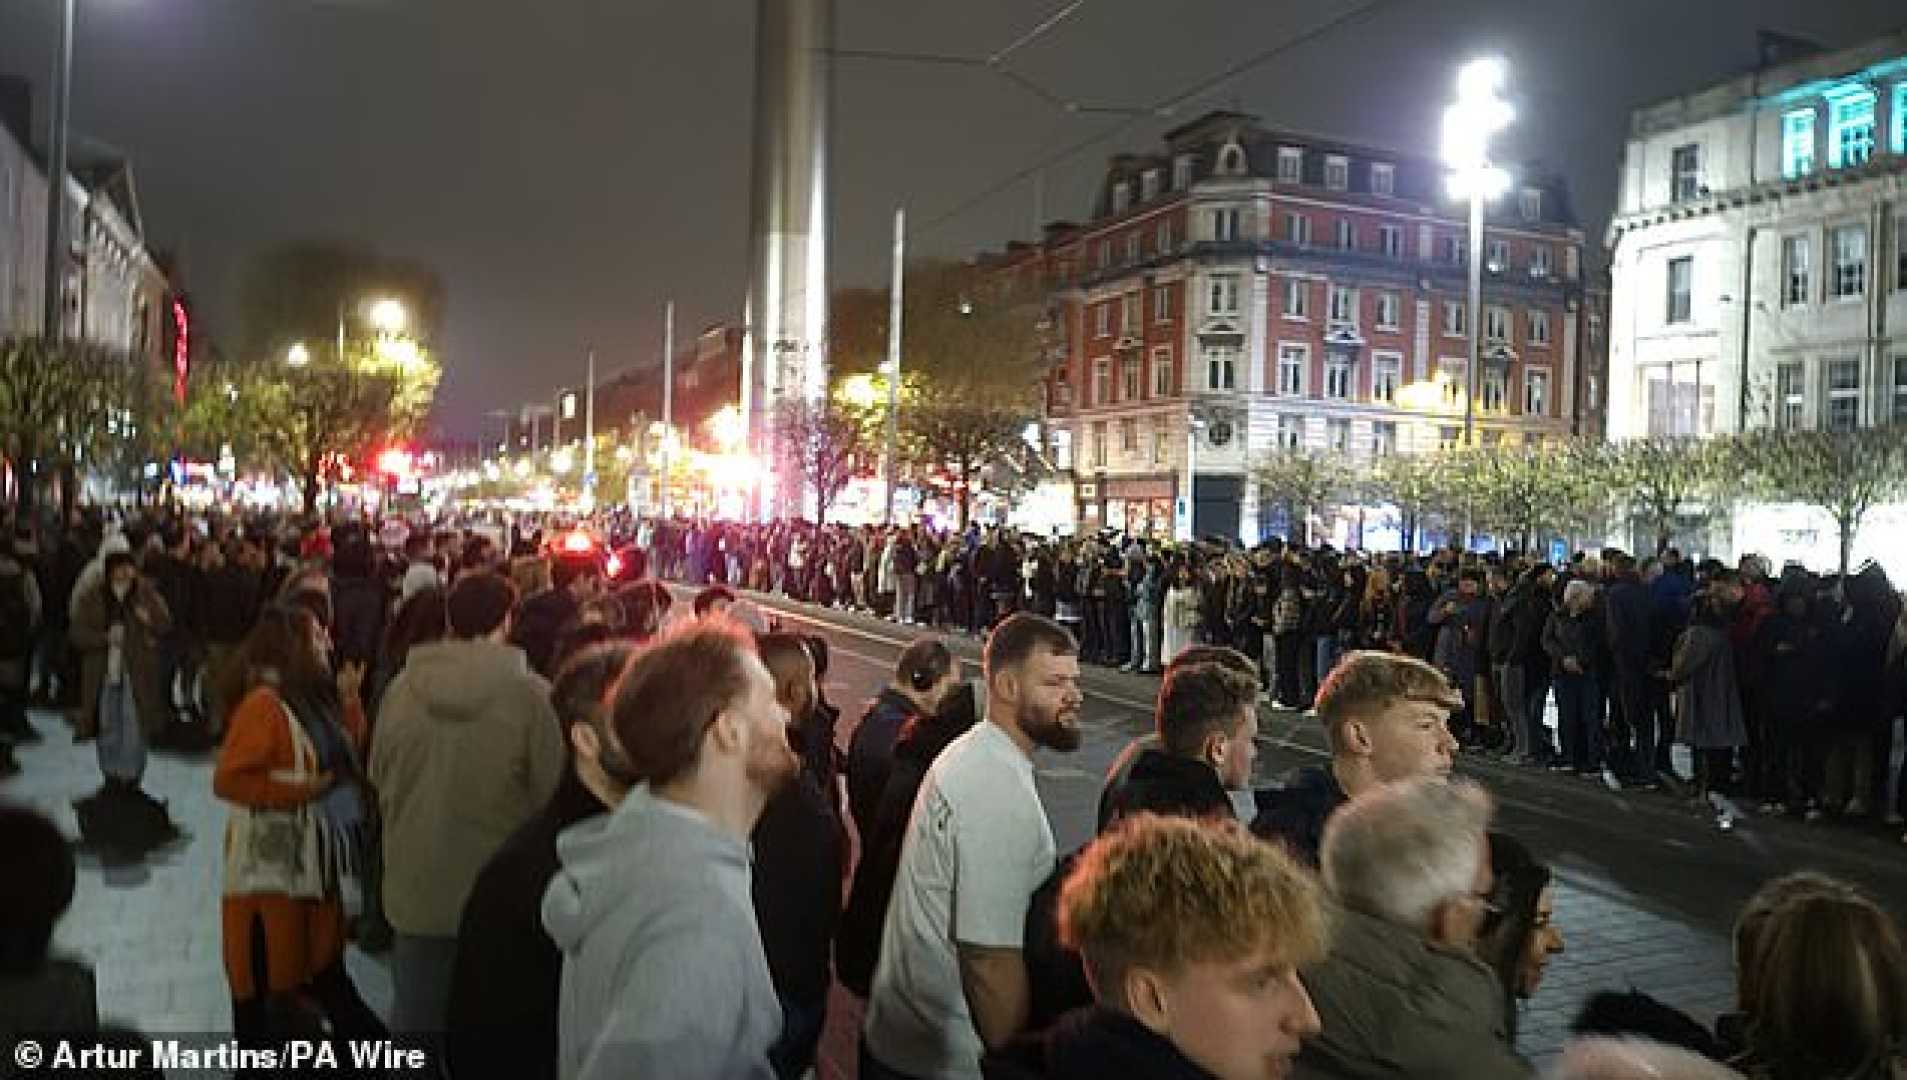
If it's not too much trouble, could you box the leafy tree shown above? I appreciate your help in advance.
[904,389,1034,530]
[1364,452,1458,553]
[0,337,145,511]
[1603,436,1733,556]
[1738,426,1907,575]
[772,397,875,524]
[1253,447,1352,546]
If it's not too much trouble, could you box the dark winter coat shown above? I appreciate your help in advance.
[1543,608,1602,680]
[752,715,846,1009]
[447,770,608,1080]
[1250,764,1348,867]
[1603,576,1654,672]
[844,688,921,841]
[984,1006,1221,1080]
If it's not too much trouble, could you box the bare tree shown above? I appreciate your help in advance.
[771,397,874,524]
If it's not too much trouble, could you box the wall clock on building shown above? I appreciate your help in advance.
[1208,419,1234,447]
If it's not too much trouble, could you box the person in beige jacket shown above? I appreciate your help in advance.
[371,571,564,1035]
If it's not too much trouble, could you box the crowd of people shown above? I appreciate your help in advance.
[3,504,1907,1080]
[642,518,1907,833]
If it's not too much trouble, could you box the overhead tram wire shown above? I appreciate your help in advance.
[912,0,1402,239]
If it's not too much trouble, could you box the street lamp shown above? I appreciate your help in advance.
[286,342,311,367]
[368,298,407,335]
[1442,56,1514,453]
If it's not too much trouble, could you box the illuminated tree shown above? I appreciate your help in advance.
[1253,447,1353,546]
[772,397,874,524]
[1738,426,1907,575]
[1603,436,1734,556]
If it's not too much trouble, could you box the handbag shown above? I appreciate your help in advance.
[221,699,328,900]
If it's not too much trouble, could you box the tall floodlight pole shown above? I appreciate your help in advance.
[1443,56,1513,549]
[583,350,596,503]
[743,0,833,521]
[41,0,74,340]
[661,300,675,518]
[884,208,904,525]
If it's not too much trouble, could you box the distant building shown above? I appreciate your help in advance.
[985,109,1593,542]
[1606,29,1907,440]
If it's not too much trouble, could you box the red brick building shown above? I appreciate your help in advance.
[989,110,1597,542]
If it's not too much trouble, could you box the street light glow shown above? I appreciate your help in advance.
[368,298,407,334]
[286,342,311,367]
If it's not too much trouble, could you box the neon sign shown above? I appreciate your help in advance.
[171,298,190,405]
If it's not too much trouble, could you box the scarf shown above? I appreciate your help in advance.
[278,678,370,880]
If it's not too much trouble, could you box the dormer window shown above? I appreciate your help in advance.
[1217,142,1248,177]
[1370,162,1395,196]
[1324,155,1349,191]
[1173,154,1195,189]
[1112,181,1131,214]
[1519,188,1542,221]
[1141,169,1161,200]
[1277,146,1302,183]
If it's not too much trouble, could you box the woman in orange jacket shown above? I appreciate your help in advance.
[212,605,384,1040]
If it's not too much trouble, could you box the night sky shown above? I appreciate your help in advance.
[1,0,1900,437]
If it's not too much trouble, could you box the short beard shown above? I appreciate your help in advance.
[1023,704,1082,753]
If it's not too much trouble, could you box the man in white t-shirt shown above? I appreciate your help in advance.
[862,613,1084,1080]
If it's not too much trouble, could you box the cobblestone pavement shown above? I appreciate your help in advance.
[9,588,1907,1079]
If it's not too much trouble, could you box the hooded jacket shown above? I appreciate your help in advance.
[370,637,564,937]
[541,785,780,1080]
[1294,908,1531,1080]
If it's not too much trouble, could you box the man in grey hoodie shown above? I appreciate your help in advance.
[542,618,799,1080]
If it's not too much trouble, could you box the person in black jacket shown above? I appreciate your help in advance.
[510,552,603,678]
[445,640,637,1080]
[844,638,959,841]
[1252,650,1462,866]
[1602,553,1661,788]
[1025,661,1258,1031]
[750,634,846,1080]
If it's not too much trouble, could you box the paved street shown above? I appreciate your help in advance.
[9,589,1907,1078]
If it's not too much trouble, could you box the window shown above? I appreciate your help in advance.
[1525,368,1549,416]
[1894,355,1907,425]
[1443,235,1466,265]
[1324,155,1349,191]
[1207,346,1239,391]
[1156,218,1175,253]
[1487,239,1510,272]
[1334,219,1354,250]
[1217,144,1246,175]
[1277,344,1307,396]
[1373,353,1401,403]
[1896,85,1907,154]
[1284,278,1310,319]
[1328,285,1356,324]
[1588,314,1604,346]
[1327,418,1351,453]
[1776,362,1805,430]
[1832,225,1867,299]
[1091,421,1108,467]
[1141,169,1161,200]
[1529,309,1551,346]
[1213,207,1241,242]
[1530,245,1553,278]
[1372,421,1398,456]
[1371,162,1395,196]
[1519,188,1542,221]
[1783,235,1812,306]
[1671,143,1702,202]
[1123,357,1142,400]
[1152,426,1170,466]
[1897,215,1907,292]
[1828,89,1876,169]
[1324,355,1352,400]
[1376,292,1400,330]
[1438,426,1462,450]
[1153,285,1172,323]
[1825,358,1861,432]
[1208,276,1240,316]
[1440,360,1467,406]
[1782,109,1816,178]
[1285,213,1312,246]
[1666,256,1693,323]
[1120,417,1138,452]
[1093,359,1111,405]
[1277,146,1302,182]
[1378,225,1404,259]
[1173,154,1195,190]
[1098,240,1112,270]
[1052,374,1073,409]
[1126,232,1143,263]
[1152,347,1174,397]
[1112,181,1131,214]
[1644,363,1723,437]
[1095,303,1112,337]
[1481,369,1507,412]
[1484,305,1510,341]
[1442,300,1467,337]
[1121,292,1141,334]
[1277,415,1304,450]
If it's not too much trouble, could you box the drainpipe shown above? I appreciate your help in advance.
[1737,225,1756,431]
